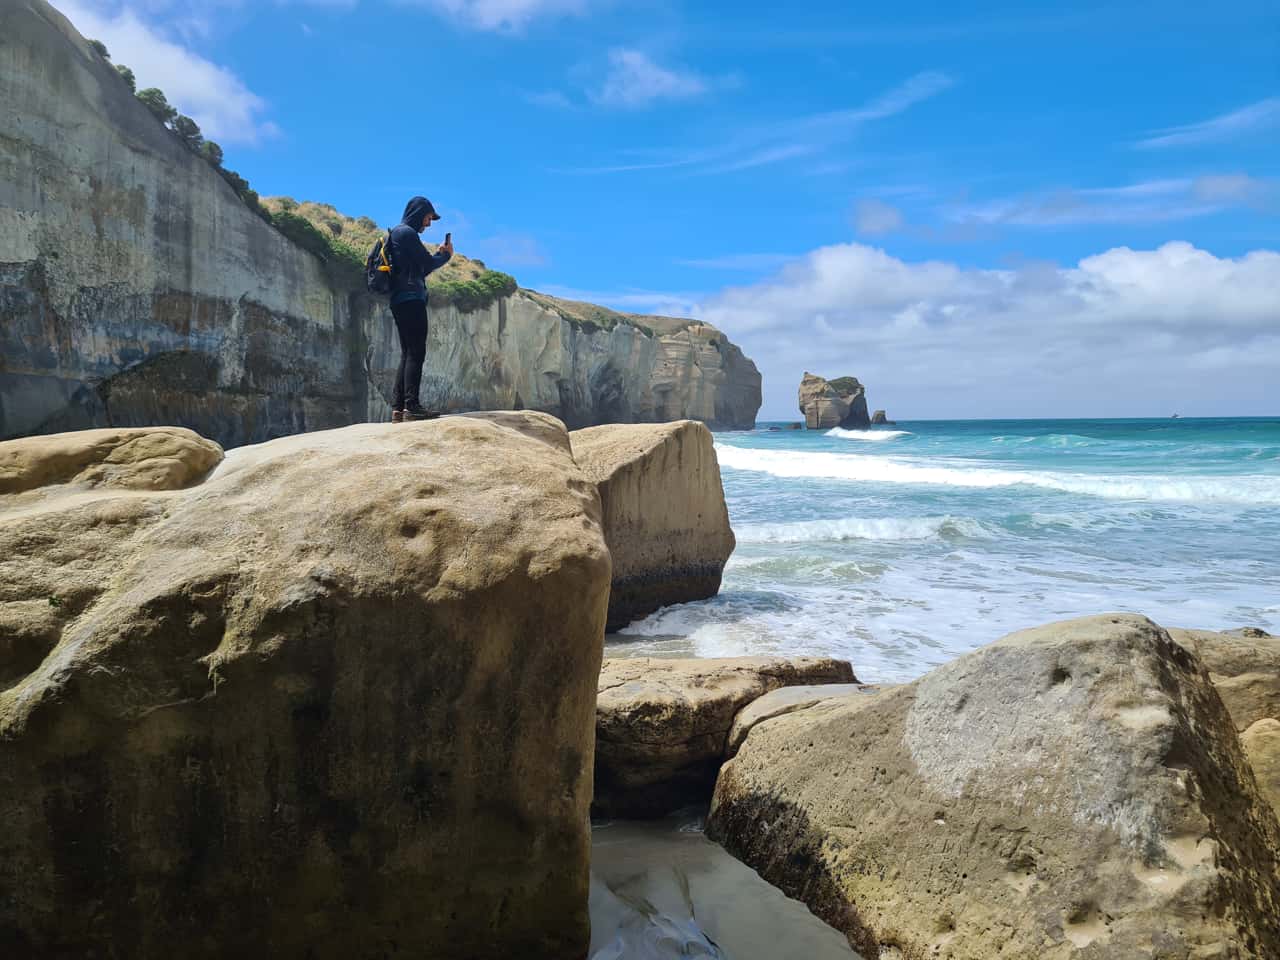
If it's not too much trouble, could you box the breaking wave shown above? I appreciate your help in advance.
[827,428,912,442]
[714,445,1280,505]
[736,515,989,544]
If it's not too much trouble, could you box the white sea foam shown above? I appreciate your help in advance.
[714,445,1280,505]
[827,428,912,441]
[736,515,988,544]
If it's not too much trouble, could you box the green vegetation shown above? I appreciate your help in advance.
[136,87,177,125]
[828,376,863,394]
[267,209,364,287]
[199,140,223,167]
[88,38,109,58]
[115,64,136,92]
[428,271,517,313]
[172,115,203,150]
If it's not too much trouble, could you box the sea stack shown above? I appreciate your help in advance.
[798,372,871,429]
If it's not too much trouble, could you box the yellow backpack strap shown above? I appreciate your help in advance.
[379,230,392,271]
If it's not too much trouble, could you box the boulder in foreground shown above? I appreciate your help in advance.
[0,414,610,959]
[571,421,734,631]
[595,656,856,818]
[710,614,1280,959]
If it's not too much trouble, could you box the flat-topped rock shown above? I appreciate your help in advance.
[0,412,610,958]
[710,614,1280,959]
[571,421,734,631]
[595,656,856,818]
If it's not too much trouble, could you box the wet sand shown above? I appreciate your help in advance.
[589,812,860,960]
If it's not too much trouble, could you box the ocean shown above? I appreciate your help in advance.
[609,417,1280,684]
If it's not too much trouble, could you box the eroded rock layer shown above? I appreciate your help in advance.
[594,656,856,818]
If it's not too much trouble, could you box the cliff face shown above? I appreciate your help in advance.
[365,296,760,430]
[0,0,761,446]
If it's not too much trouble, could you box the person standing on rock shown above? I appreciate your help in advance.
[388,196,453,422]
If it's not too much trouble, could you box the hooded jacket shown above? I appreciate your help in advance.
[388,197,451,305]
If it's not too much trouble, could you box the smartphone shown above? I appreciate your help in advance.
[445,232,452,244]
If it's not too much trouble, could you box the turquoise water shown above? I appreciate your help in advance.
[614,418,1280,683]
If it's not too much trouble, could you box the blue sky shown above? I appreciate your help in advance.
[61,0,1280,419]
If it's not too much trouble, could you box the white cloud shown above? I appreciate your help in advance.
[1136,97,1280,149]
[409,0,593,31]
[591,49,711,109]
[57,0,277,145]
[853,198,906,235]
[694,241,1280,418]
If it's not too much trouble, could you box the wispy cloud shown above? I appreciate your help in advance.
[1135,97,1280,149]
[853,199,906,236]
[947,175,1274,227]
[406,0,596,31]
[590,49,713,109]
[560,71,954,175]
[58,0,278,145]
[677,253,797,271]
[523,89,575,110]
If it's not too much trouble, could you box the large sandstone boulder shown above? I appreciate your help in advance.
[709,615,1280,959]
[571,421,734,631]
[0,413,610,959]
[595,656,856,817]
[1170,627,1280,732]
[798,373,871,430]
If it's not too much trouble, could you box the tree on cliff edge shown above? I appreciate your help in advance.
[115,64,136,92]
[88,38,109,58]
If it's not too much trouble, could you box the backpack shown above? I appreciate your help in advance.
[365,231,394,295]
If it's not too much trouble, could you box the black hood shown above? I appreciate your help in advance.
[400,196,437,231]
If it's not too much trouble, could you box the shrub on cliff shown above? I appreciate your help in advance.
[88,38,109,58]
[136,87,177,125]
[173,115,204,150]
[115,64,136,92]
[200,141,224,167]
[269,209,364,288]
[428,271,518,313]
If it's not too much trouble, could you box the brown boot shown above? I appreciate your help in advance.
[391,409,404,424]
[403,405,439,422]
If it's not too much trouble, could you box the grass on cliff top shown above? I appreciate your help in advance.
[260,196,712,334]
[521,290,702,339]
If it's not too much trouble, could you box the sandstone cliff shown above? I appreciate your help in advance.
[0,0,761,446]
[0,414,609,957]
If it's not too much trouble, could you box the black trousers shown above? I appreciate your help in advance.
[391,299,428,411]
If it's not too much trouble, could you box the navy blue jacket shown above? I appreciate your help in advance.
[388,197,451,305]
